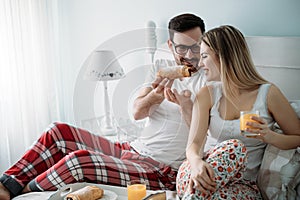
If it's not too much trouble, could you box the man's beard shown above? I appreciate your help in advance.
[177,56,199,69]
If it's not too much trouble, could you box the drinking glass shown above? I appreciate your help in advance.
[240,110,260,137]
[127,180,146,200]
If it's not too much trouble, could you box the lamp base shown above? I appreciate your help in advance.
[100,126,117,136]
[98,115,117,136]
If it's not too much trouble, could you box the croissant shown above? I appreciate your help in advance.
[65,185,104,200]
[157,65,195,79]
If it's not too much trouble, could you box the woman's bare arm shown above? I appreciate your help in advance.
[253,85,300,149]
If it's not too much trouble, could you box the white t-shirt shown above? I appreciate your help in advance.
[130,59,206,169]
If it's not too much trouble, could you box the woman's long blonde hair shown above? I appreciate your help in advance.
[202,25,268,98]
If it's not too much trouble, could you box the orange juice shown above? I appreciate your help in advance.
[240,110,259,137]
[127,182,146,200]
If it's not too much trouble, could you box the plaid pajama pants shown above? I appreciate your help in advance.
[0,122,176,197]
[176,139,262,199]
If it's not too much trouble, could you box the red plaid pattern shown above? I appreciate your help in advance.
[3,122,176,193]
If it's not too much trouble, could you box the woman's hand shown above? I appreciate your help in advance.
[189,158,216,194]
[165,88,193,126]
[165,88,192,107]
[246,116,275,142]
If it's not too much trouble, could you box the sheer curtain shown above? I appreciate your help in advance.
[0,0,62,173]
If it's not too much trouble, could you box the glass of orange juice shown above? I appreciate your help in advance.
[240,110,260,137]
[127,180,146,200]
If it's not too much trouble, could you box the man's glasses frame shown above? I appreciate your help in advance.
[171,41,201,55]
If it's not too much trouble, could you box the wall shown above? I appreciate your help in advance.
[58,0,300,130]
[246,37,300,100]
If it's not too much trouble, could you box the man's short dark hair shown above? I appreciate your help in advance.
[168,13,205,41]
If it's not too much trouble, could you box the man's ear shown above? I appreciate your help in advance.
[167,39,173,51]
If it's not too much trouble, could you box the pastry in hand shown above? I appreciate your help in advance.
[157,57,197,79]
[157,65,195,79]
[65,185,104,200]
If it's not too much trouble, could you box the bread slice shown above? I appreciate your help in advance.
[65,185,104,200]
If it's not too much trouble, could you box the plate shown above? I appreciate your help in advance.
[99,190,117,200]
[12,188,117,200]
[48,183,118,200]
[12,191,55,199]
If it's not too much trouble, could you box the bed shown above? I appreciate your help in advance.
[13,21,300,200]
[111,22,300,199]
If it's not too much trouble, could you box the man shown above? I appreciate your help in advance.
[132,13,206,170]
[0,13,205,199]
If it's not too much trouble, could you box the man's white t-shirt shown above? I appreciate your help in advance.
[130,59,206,170]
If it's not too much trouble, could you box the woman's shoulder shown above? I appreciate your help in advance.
[207,81,222,95]
[198,82,219,94]
[207,81,222,86]
[267,83,284,99]
[204,81,222,92]
[196,82,221,108]
[266,83,290,110]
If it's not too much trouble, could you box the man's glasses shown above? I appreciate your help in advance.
[172,41,201,55]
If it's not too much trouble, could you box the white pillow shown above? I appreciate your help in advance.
[257,100,300,199]
[290,100,300,118]
[257,145,297,199]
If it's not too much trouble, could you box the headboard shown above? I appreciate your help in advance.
[78,22,300,136]
[113,22,300,125]
[145,22,300,101]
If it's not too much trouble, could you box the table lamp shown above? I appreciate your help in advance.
[84,50,125,136]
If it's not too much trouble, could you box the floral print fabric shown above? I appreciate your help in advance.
[176,139,262,199]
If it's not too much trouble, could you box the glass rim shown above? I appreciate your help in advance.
[127,179,146,186]
[240,110,260,115]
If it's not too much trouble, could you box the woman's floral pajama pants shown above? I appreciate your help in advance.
[176,139,262,199]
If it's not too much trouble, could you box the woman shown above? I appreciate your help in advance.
[176,25,300,199]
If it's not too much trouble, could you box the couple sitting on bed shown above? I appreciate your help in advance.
[1,13,300,200]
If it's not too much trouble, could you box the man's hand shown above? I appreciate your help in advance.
[133,76,174,120]
[152,76,174,97]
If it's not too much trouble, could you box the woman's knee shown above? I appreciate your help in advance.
[208,139,247,167]
[176,160,191,198]
[206,139,247,187]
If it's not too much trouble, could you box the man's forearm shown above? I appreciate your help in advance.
[133,89,164,120]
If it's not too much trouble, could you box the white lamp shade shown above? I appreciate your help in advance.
[84,50,125,81]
